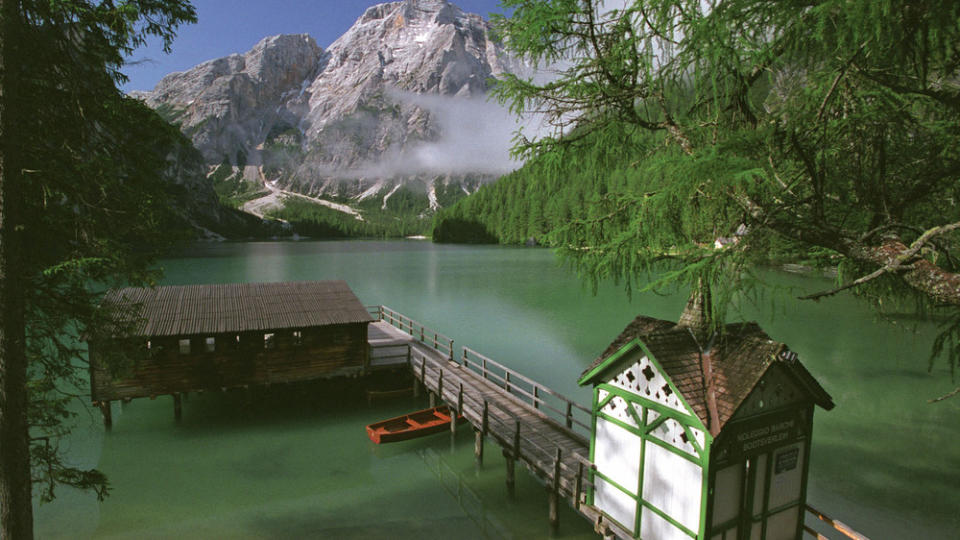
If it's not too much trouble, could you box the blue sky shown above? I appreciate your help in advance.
[122,0,507,92]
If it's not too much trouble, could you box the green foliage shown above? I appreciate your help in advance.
[208,161,268,208]
[261,124,304,180]
[154,102,187,126]
[1,0,198,518]
[432,178,469,209]
[432,217,498,244]
[487,0,960,373]
[266,192,433,239]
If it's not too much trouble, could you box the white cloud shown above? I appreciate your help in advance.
[345,89,549,178]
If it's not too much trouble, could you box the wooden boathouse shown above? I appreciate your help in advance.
[88,280,376,424]
[576,292,835,540]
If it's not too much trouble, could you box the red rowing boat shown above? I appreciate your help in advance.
[366,405,464,444]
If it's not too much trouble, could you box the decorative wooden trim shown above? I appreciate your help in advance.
[578,338,643,385]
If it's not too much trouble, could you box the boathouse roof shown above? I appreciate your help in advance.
[578,314,834,432]
[100,280,373,337]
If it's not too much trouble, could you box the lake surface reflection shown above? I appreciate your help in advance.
[35,240,959,539]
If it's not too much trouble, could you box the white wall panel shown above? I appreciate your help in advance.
[640,504,694,540]
[642,441,703,532]
[595,476,638,534]
[595,417,642,494]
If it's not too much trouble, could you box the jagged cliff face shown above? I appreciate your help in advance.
[133,34,323,166]
[134,0,521,211]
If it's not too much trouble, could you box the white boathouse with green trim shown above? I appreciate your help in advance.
[578,294,834,540]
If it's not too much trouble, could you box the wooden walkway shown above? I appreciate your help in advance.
[366,307,869,540]
[367,306,623,538]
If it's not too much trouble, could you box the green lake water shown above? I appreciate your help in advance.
[34,240,960,539]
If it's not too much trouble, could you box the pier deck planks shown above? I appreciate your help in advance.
[373,323,591,505]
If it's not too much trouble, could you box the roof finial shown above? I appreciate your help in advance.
[676,279,713,339]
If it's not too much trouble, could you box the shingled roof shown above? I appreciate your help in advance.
[98,280,373,338]
[579,313,833,432]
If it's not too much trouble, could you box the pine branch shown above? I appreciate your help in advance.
[817,41,869,122]
[801,222,960,302]
[929,387,960,403]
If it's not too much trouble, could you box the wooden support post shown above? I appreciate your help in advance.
[550,447,561,533]
[419,359,426,393]
[438,368,444,402]
[449,339,454,360]
[474,428,484,465]
[173,393,182,421]
[462,348,468,368]
[575,461,584,510]
[99,401,112,429]
[451,383,463,435]
[504,450,516,499]
[429,391,437,408]
[413,362,421,398]
[481,401,489,436]
[565,402,573,429]
[505,371,511,394]
[533,386,540,409]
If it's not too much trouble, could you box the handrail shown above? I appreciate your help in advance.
[410,350,597,503]
[460,346,592,440]
[368,305,455,358]
[380,306,601,510]
[804,505,870,540]
[373,305,591,441]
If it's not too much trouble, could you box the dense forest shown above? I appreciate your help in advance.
[433,122,657,245]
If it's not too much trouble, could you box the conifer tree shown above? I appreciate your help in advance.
[0,1,196,536]
[491,0,960,390]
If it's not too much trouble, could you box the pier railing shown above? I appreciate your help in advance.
[367,305,455,358]
[368,305,592,442]
[408,346,636,540]
[804,505,870,539]
[459,346,593,442]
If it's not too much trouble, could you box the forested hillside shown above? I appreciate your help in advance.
[433,123,661,245]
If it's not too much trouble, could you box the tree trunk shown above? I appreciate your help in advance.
[0,0,35,536]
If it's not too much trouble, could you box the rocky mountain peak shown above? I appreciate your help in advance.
[136,1,521,219]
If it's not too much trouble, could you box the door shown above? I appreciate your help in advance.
[709,442,806,540]
[739,442,805,540]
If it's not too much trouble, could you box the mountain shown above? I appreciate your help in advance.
[133,0,523,228]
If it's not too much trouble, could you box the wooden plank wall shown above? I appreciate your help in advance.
[90,323,369,401]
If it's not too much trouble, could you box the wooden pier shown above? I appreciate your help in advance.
[367,306,872,540]
[368,305,626,538]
